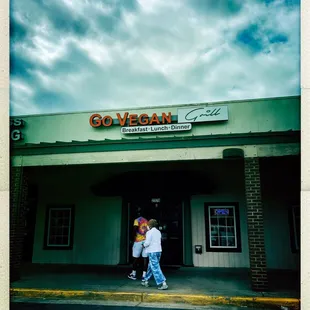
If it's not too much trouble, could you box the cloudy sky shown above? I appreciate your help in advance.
[10,0,300,116]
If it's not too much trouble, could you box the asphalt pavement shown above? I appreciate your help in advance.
[10,301,268,310]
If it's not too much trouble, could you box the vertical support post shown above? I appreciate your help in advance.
[244,158,268,291]
[10,167,28,282]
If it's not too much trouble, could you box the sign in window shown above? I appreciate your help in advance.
[205,203,242,252]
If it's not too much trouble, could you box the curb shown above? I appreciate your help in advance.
[10,288,300,309]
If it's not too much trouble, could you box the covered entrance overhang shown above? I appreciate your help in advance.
[11,131,300,167]
[12,141,300,167]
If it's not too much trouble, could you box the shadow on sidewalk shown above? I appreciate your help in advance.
[11,263,299,298]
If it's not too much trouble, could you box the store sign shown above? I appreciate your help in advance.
[177,106,228,124]
[10,119,25,141]
[214,208,230,216]
[89,112,173,128]
[89,111,192,134]
[89,106,228,135]
[121,123,191,134]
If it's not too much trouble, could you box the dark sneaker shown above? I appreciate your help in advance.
[158,283,168,290]
[141,277,146,282]
[128,273,137,280]
[141,280,149,287]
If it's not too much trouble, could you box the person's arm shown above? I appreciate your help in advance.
[144,230,152,248]
[132,219,139,242]
[132,227,139,242]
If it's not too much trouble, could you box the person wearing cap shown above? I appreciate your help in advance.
[141,219,168,290]
[128,207,149,281]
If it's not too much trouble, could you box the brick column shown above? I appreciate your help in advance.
[10,167,28,282]
[244,158,268,291]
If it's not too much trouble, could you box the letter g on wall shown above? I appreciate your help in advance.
[89,114,102,127]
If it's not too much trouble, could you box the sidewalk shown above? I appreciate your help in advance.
[10,264,300,309]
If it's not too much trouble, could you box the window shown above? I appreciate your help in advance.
[205,203,242,252]
[44,205,75,250]
[289,205,300,253]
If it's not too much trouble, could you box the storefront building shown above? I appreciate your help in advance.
[10,96,300,291]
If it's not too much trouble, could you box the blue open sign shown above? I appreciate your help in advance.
[214,209,229,216]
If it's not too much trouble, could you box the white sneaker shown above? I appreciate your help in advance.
[158,283,168,290]
[141,280,149,287]
[128,273,136,280]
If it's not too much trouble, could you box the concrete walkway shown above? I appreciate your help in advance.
[11,265,300,309]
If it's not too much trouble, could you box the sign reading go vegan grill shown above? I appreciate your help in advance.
[89,112,192,134]
[89,106,228,134]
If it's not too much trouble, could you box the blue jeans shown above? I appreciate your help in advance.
[145,252,166,285]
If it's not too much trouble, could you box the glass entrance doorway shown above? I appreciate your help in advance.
[128,196,183,266]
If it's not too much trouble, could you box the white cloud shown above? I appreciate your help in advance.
[75,38,114,67]
[136,0,181,14]
[61,0,114,16]
[10,79,39,115]
[121,11,137,29]
[10,0,300,116]
[13,20,71,68]
[11,79,34,96]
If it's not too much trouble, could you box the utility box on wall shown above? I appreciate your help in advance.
[195,245,203,254]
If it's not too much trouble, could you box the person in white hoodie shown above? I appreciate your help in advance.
[141,219,168,290]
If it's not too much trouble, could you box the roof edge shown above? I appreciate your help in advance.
[10,95,301,119]
[12,130,300,150]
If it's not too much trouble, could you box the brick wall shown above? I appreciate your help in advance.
[244,157,268,291]
[10,167,28,282]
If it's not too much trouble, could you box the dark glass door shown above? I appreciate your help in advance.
[128,196,183,266]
